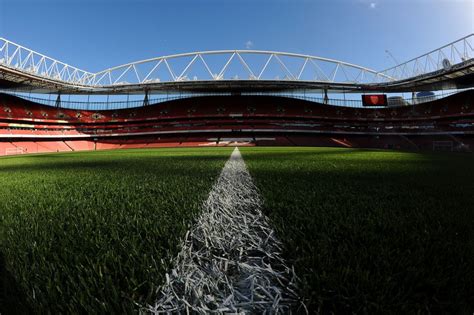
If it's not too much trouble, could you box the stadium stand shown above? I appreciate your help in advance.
[0,90,473,155]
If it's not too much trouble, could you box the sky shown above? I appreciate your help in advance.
[0,0,472,75]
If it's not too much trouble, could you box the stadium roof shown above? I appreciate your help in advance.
[0,34,473,94]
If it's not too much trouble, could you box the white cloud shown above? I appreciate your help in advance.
[245,40,254,49]
[369,2,377,8]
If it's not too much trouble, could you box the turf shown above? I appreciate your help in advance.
[2,147,473,314]
[241,147,474,314]
[0,148,232,314]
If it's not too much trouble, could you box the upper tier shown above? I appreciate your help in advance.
[1,91,473,125]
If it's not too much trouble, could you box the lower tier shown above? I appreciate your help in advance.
[1,133,473,156]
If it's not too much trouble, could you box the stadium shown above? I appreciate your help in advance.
[1,2,474,313]
[1,36,474,154]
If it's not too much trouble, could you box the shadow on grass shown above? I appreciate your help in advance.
[243,152,474,313]
[0,154,229,173]
[0,252,31,315]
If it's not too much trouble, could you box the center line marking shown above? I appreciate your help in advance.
[146,147,305,314]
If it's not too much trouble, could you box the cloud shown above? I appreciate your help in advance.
[245,40,254,49]
[357,0,378,9]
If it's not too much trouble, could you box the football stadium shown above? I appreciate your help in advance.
[1,1,473,313]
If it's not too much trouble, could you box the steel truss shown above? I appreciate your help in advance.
[1,38,392,86]
[379,34,473,80]
[87,50,394,86]
[0,39,93,85]
[0,34,472,90]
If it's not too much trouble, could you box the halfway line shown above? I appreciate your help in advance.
[146,147,305,313]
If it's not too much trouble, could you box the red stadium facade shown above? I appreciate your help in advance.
[1,90,473,156]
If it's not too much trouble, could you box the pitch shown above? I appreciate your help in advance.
[1,147,473,313]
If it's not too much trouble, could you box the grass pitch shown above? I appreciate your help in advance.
[241,147,474,313]
[0,148,232,313]
[1,147,473,313]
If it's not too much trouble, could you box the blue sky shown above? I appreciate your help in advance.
[0,0,472,74]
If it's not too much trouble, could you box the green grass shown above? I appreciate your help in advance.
[0,148,232,314]
[240,147,474,313]
[2,147,474,314]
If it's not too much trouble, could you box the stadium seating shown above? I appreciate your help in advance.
[64,141,95,151]
[0,90,473,155]
[0,142,18,155]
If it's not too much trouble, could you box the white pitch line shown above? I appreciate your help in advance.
[145,147,305,314]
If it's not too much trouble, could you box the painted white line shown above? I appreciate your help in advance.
[146,147,305,314]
